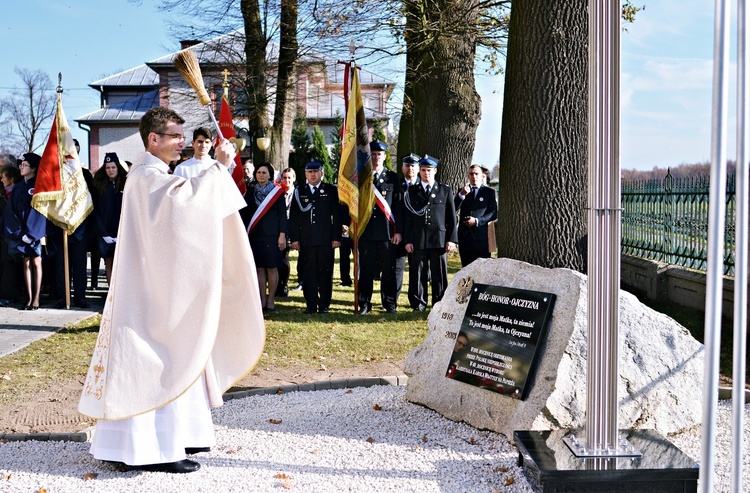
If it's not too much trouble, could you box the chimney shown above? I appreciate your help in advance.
[180,39,201,50]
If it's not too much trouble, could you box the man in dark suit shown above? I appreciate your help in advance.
[357,140,402,315]
[289,160,341,314]
[454,164,498,267]
[403,155,457,311]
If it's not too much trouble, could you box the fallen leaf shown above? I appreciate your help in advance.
[225,447,242,454]
[37,489,47,493]
[83,472,98,481]
[493,466,509,473]
[274,473,290,479]
[280,478,293,489]
[369,356,377,361]
[373,404,382,411]
[3,473,11,480]
[422,434,428,443]
[505,477,515,486]
[276,388,284,394]
[366,437,375,443]
[49,398,60,403]
[269,418,282,425]
[469,437,476,445]
[311,449,321,455]
[344,389,353,394]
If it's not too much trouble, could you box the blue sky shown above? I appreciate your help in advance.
[2,0,719,171]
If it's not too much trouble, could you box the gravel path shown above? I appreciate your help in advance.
[0,386,747,492]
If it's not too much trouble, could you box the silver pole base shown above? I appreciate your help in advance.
[563,433,642,458]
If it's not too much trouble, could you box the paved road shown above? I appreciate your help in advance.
[0,298,102,359]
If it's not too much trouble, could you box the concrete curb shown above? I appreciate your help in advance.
[0,375,409,444]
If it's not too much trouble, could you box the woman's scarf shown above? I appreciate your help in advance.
[253,181,276,206]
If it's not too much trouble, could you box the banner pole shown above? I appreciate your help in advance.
[353,222,359,313]
[63,231,70,309]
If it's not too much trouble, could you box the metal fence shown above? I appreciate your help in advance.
[621,169,736,275]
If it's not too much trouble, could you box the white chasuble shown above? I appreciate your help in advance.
[79,152,265,420]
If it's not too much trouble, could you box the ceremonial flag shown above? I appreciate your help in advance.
[338,62,374,237]
[32,97,93,234]
[217,94,246,195]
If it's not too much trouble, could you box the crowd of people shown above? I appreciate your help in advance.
[0,143,128,310]
[245,139,499,316]
[0,130,498,316]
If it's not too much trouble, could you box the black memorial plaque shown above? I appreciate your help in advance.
[445,284,556,400]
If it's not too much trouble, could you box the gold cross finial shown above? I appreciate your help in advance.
[222,69,230,97]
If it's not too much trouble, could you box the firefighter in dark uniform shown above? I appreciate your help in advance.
[393,153,421,303]
[357,140,402,315]
[289,160,341,314]
[403,155,457,311]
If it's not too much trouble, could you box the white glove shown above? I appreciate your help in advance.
[103,236,116,244]
[22,235,32,244]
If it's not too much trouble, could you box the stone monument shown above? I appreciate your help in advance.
[404,258,704,439]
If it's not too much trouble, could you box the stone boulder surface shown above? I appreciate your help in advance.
[404,258,704,439]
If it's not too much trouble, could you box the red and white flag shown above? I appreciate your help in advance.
[32,97,93,234]
[217,95,246,195]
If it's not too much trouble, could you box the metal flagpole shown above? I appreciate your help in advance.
[732,1,748,491]
[564,0,639,459]
[701,1,731,491]
[585,0,621,455]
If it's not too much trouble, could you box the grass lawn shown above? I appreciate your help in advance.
[0,251,463,404]
[1,250,745,406]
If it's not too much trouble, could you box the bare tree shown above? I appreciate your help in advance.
[0,68,56,154]
[146,0,300,170]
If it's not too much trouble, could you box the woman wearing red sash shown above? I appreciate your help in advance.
[246,162,287,312]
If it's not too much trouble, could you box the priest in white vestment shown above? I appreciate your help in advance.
[78,107,265,474]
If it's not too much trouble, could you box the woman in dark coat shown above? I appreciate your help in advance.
[92,152,127,285]
[1,153,46,309]
[0,165,23,306]
[245,162,287,311]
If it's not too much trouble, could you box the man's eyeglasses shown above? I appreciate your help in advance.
[18,163,30,168]
[156,133,186,141]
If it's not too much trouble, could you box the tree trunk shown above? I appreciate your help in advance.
[396,0,482,190]
[241,0,270,158]
[266,0,298,170]
[497,0,588,272]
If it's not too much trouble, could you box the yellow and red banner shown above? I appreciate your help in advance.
[338,63,373,237]
[32,97,93,234]
[217,95,246,195]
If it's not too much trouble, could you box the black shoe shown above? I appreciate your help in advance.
[75,299,91,309]
[276,285,288,297]
[340,280,352,287]
[385,307,397,314]
[185,447,211,455]
[318,307,329,314]
[356,304,371,315]
[412,306,425,312]
[134,459,201,473]
[304,308,316,314]
[0,299,11,307]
